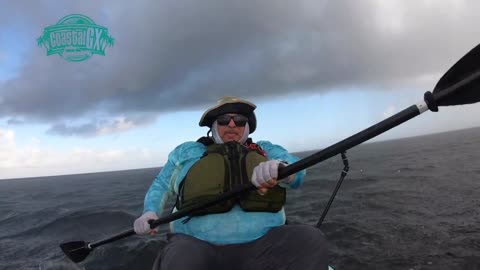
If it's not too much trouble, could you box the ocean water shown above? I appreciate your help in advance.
[0,127,479,270]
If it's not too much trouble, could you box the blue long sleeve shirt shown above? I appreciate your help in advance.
[142,140,306,245]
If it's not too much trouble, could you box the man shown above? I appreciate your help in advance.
[134,96,329,269]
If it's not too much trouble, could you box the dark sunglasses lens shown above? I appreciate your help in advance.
[217,115,231,125]
[233,116,248,126]
[216,115,248,126]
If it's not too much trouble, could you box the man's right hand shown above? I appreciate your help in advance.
[134,211,159,235]
[251,160,284,194]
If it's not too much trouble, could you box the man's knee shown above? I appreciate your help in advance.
[155,234,218,270]
[293,225,327,247]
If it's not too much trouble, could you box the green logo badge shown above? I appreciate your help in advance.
[37,14,114,62]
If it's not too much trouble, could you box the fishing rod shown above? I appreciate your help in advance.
[316,152,349,228]
[60,43,480,264]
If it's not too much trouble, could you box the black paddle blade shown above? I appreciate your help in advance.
[60,241,91,263]
[433,43,480,106]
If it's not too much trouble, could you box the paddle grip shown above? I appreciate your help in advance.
[148,219,155,229]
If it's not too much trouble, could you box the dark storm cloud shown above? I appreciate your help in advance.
[1,0,479,136]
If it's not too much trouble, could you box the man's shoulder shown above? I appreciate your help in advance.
[168,141,206,161]
[172,141,206,152]
[255,140,285,149]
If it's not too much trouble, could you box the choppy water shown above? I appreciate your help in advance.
[1,127,479,270]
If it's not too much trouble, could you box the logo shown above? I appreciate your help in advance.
[37,14,114,62]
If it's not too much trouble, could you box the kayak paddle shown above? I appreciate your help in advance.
[60,43,480,263]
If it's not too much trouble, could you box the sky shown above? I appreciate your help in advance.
[1,0,480,179]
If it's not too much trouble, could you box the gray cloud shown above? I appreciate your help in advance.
[6,118,25,125]
[1,0,480,136]
[46,114,157,137]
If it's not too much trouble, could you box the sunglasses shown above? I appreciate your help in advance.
[216,114,248,127]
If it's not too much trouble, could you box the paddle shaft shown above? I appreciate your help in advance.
[89,101,429,249]
[278,103,428,178]
[90,230,135,249]
[90,185,258,249]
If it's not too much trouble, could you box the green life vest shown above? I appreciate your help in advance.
[176,140,286,216]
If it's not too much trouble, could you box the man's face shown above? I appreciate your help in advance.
[216,113,248,142]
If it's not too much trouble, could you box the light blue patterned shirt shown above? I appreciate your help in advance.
[143,140,306,245]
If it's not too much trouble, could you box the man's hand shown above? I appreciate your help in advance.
[134,211,159,235]
[251,160,290,195]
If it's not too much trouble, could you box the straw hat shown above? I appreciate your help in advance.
[199,96,257,133]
